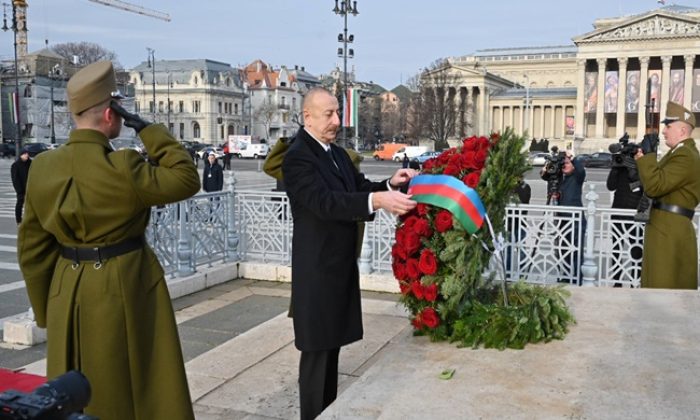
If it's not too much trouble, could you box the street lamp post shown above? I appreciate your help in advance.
[49,64,60,144]
[333,0,358,147]
[166,71,171,129]
[2,1,23,152]
[146,47,156,122]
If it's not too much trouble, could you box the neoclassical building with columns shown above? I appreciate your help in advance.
[435,4,700,152]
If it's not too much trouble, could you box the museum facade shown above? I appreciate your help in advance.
[439,4,700,152]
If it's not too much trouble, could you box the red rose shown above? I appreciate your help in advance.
[404,231,422,256]
[463,136,478,151]
[463,172,480,188]
[410,280,424,299]
[406,258,421,281]
[418,248,438,275]
[395,226,406,243]
[416,203,429,216]
[411,316,422,329]
[421,307,440,329]
[413,218,432,238]
[392,243,408,261]
[462,151,476,169]
[475,149,488,167]
[424,283,438,302]
[443,163,461,176]
[392,261,408,281]
[403,215,419,232]
[434,210,453,232]
[398,280,410,295]
[478,137,490,150]
[422,159,435,171]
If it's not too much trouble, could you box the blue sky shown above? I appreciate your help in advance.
[0,0,689,89]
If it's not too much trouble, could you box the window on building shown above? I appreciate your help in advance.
[158,101,164,112]
[135,101,140,113]
[218,102,222,114]
[179,101,184,113]
[280,82,286,87]
[168,101,173,112]
[283,113,289,123]
[179,122,184,139]
[149,101,154,113]
[193,122,200,138]
[168,123,174,133]
[220,125,224,139]
[193,101,201,113]
[234,103,239,114]
[281,96,286,106]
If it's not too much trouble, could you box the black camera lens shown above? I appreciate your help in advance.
[35,370,92,417]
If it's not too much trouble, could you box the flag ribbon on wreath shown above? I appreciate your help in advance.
[408,174,486,234]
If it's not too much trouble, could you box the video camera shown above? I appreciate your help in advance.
[608,132,641,167]
[543,146,567,178]
[0,370,96,420]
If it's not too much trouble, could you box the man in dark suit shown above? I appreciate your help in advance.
[282,88,417,419]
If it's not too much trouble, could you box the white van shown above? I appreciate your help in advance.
[237,143,269,159]
[392,146,429,162]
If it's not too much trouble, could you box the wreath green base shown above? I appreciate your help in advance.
[421,282,576,350]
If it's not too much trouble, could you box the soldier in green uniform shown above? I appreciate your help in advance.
[17,61,199,419]
[635,101,700,289]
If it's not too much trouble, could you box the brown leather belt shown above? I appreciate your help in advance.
[652,201,695,219]
[61,236,144,263]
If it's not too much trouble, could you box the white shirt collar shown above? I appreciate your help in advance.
[304,127,331,152]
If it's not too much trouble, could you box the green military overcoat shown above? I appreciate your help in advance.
[18,124,200,419]
[637,138,700,289]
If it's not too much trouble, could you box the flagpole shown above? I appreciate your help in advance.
[484,214,509,306]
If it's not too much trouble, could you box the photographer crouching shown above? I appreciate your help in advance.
[540,147,587,283]
[634,101,700,289]
[607,132,643,286]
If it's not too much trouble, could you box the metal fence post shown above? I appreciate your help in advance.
[359,223,372,274]
[177,200,195,277]
[227,172,240,261]
[581,184,599,287]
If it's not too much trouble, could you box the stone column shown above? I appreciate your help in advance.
[660,56,673,119]
[560,106,567,140]
[479,85,489,135]
[637,57,650,138]
[595,59,607,138]
[549,106,556,139]
[539,105,546,139]
[616,57,628,138]
[684,54,695,110]
[575,59,586,139]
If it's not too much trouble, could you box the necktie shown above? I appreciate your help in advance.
[326,148,339,169]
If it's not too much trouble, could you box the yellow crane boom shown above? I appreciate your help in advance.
[87,0,170,22]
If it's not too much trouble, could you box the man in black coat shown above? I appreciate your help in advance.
[11,148,31,223]
[282,88,417,420]
[202,154,224,192]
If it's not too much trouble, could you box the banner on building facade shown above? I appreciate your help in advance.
[626,71,640,113]
[565,116,575,135]
[343,87,358,128]
[648,70,662,113]
[604,71,618,113]
[584,72,597,113]
[693,69,700,112]
[7,92,18,124]
[669,69,684,104]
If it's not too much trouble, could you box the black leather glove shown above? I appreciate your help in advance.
[640,134,659,154]
[110,101,150,133]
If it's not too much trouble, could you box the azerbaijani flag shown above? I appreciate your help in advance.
[343,87,358,128]
[408,174,487,234]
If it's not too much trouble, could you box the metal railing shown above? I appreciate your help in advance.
[147,179,700,288]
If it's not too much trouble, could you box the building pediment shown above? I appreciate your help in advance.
[574,11,700,44]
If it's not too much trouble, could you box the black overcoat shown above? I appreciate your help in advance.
[282,128,388,351]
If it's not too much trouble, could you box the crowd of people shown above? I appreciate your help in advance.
[8,54,699,419]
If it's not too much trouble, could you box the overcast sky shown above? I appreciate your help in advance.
[0,0,689,89]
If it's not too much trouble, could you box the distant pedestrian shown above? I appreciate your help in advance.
[203,154,224,192]
[11,148,31,224]
[402,153,409,168]
[223,142,232,170]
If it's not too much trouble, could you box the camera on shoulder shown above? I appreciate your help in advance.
[608,132,640,167]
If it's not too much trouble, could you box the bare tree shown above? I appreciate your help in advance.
[413,59,460,150]
[254,98,277,140]
[51,42,121,68]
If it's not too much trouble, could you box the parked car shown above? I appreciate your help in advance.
[23,142,51,157]
[391,146,429,162]
[372,142,407,161]
[411,151,441,167]
[196,146,225,160]
[581,152,612,168]
[0,142,16,158]
[528,152,550,166]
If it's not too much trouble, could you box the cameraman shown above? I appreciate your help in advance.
[634,101,700,289]
[606,156,643,287]
[540,151,586,283]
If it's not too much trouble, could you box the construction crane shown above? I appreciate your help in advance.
[87,0,170,22]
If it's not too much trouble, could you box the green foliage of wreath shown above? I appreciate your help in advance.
[392,128,575,349]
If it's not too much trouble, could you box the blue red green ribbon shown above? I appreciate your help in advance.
[408,174,486,234]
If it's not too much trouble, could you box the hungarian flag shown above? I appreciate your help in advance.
[343,87,358,128]
[8,92,18,124]
[408,174,486,234]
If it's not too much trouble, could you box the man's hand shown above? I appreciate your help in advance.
[389,168,418,188]
[110,101,151,133]
[640,134,659,155]
[372,190,417,216]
